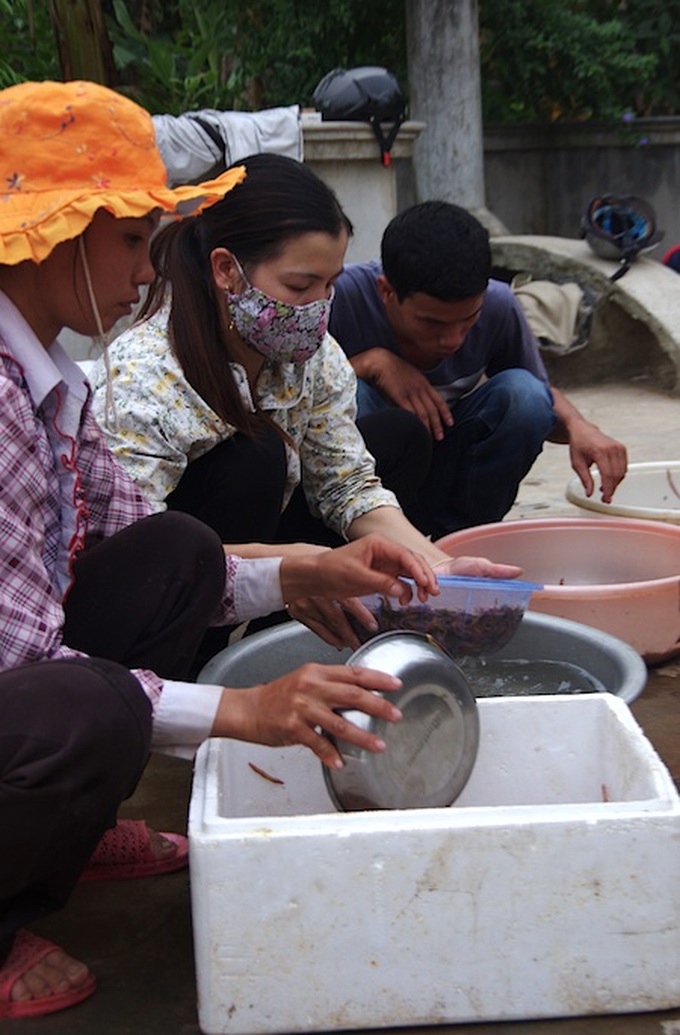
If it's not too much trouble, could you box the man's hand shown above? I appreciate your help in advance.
[353,348,453,440]
[548,386,628,503]
[568,423,628,503]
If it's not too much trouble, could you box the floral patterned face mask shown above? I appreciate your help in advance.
[225,263,333,364]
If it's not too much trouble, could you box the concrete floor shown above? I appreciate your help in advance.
[7,379,680,1035]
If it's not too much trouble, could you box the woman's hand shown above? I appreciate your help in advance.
[433,554,522,579]
[212,663,403,769]
[280,533,438,607]
[286,595,377,650]
[278,534,438,648]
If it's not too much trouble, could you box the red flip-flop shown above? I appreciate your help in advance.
[80,818,189,882]
[0,930,96,1019]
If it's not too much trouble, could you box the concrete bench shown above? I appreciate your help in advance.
[491,235,680,393]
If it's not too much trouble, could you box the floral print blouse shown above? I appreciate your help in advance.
[90,308,398,538]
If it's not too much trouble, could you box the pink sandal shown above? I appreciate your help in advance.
[0,930,96,1019]
[80,819,189,882]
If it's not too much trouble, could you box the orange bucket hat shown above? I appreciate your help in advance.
[0,79,246,266]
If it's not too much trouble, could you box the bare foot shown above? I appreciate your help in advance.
[147,827,179,860]
[81,820,187,882]
[9,947,92,1004]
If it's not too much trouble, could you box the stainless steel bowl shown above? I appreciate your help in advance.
[323,630,480,811]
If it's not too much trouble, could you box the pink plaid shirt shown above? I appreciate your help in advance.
[0,293,279,721]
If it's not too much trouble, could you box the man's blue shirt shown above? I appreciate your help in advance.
[330,260,549,407]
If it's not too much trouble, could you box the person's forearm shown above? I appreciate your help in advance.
[223,542,328,560]
[211,685,258,741]
[278,552,333,603]
[346,506,449,565]
[222,542,282,558]
[547,385,594,444]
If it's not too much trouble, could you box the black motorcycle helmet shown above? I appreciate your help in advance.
[580,194,664,281]
[312,66,407,166]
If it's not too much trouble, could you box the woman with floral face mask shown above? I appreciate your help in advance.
[92,154,516,665]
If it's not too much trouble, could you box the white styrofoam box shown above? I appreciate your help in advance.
[189,694,680,1035]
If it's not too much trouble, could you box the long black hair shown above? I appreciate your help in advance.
[141,152,352,434]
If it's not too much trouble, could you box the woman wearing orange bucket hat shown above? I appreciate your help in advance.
[0,80,449,1018]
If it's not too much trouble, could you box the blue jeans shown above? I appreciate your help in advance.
[357,369,556,538]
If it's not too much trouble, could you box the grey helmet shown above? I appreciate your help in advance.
[312,66,406,166]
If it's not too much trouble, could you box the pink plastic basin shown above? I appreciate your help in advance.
[437,517,680,664]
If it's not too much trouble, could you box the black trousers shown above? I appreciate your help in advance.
[165,408,431,653]
[0,511,225,963]
[166,408,431,547]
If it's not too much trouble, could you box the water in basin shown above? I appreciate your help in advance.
[456,656,607,698]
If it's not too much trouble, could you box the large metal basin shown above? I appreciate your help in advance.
[199,611,647,705]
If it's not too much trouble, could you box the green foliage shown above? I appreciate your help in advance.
[479,0,659,123]
[215,0,407,109]
[0,0,59,87]
[3,0,680,126]
[108,0,234,112]
[106,0,406,114]
[614,0,680,114]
